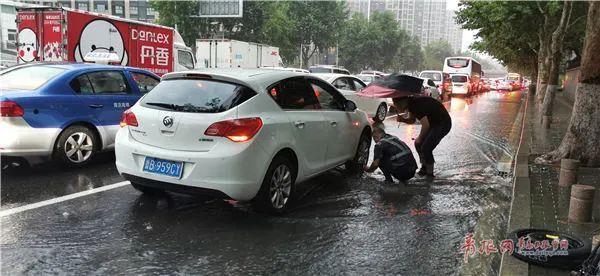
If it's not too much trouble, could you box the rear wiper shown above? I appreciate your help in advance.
[146,102,178,110]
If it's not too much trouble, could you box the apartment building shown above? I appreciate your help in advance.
[14,0,157,22]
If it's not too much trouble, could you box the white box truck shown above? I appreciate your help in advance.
[196,39,282,68]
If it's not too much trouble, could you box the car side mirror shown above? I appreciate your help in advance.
[345,100,357,112]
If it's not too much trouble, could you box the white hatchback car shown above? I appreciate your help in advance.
[115,69,372,213]
[312,73,388,122]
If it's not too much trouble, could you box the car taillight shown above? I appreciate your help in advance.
[204,117,263,142]
[0,101,24,117]
[120,109,138,127]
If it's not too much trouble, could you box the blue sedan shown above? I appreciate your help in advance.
[0,62,160,166]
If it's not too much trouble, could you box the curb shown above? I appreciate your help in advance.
[499,92,532,276]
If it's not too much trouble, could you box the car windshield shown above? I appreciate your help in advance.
[0,66,66,90]
[141,79,256,113]
[358,75,373,82]
[309,67,332,73]
[452,75,468,82]
[420,72,442,81]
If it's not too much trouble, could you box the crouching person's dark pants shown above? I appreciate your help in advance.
[415,121,451,165]
[380,160,417,182]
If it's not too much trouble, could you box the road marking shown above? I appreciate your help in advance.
[0,181,130,218]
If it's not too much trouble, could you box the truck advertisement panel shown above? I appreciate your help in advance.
[65,10,174,75]
[41,11,63,61]
[16,11,40,63]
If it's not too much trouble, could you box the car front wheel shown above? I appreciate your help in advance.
[345,130,371,175]
[373,103,387,122]
[253,155,296,214]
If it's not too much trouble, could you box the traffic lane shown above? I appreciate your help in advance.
[1,152,122,210]
[1,172,495,275]
[1,91,525,274]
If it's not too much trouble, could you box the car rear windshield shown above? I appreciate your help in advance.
[140,79,256,113]
[447,58,469,68]
[0,66,66,90]
[452,75,468,82]
[420,72,442,81]
[358,75,374,82]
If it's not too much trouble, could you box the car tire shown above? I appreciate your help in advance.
[345,130,371,176]
[507,228,592,270]
[373,103,387,122]
[253,155,296,214]
[53,125,98,167]
[130,182,165,195]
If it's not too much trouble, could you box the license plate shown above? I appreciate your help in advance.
[142,157,183,179]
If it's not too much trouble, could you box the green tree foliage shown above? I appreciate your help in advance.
[339,12,421,73]
[422,40,455,71]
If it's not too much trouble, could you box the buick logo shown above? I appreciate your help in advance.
[163,116,174,128]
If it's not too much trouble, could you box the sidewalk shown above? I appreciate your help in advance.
[500,90,600,276]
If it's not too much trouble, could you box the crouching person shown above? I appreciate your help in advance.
[363,126,417,184]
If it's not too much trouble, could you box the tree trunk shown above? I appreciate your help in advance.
[541,1,573,118]
[536,30,552,103]
[535,2,600,166]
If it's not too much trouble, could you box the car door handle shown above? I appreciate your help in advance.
[88,104,104,109]
[294,121,305,129]
[330,121,338,127]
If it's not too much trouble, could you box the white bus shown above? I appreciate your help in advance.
[443,57,483,93]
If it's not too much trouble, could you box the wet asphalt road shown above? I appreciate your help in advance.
[1,90,525,275]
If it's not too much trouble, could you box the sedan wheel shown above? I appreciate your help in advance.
[64,132,94,163]
[374,103,387,122]
[53,125,97,167]
[269,164,292,210]
[254,155,296,214]
[345,131,371,175]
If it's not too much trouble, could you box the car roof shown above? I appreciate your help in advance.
[163,68,307,92]
[311,73,357,82]
[420,70,442,73]
[3,62,139,72]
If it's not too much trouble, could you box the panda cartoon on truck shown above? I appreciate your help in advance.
[15,7,195,76]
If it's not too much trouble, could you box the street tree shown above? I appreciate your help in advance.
[286,1,348,68]
[422,40,455,71]
[536,1,600,166]
[455,1,542,82]
[540,0,573,120]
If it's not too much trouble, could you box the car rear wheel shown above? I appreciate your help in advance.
[130,182,165,196]
[53,125,97,167]
[345,131,371,175]
[373,103,387,122]
[253,155,296,214]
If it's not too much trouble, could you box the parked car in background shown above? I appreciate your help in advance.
[0,63,160,166]
[359,70,387,77]
[309,65,350,75]
[356,74,381,85]
[261,66,309,74]
[497,79,513,91]
[420,78,441,101]
[450,74,471,96]
[115,69,372,213]
[313,73,388,121]
[419,70,451,97]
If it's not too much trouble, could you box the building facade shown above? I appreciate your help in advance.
[13,0,157,22]
[347,0,463,52]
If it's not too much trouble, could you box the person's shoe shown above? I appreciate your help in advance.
[426,164,435,177]
[384,178,395,183]
[417,167,427,176]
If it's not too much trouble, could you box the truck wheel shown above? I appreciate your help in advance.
[53,125,98,167]
[373,103,387,122]
[253,155,296,214]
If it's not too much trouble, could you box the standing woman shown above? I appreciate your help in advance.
[393,96,452,177]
